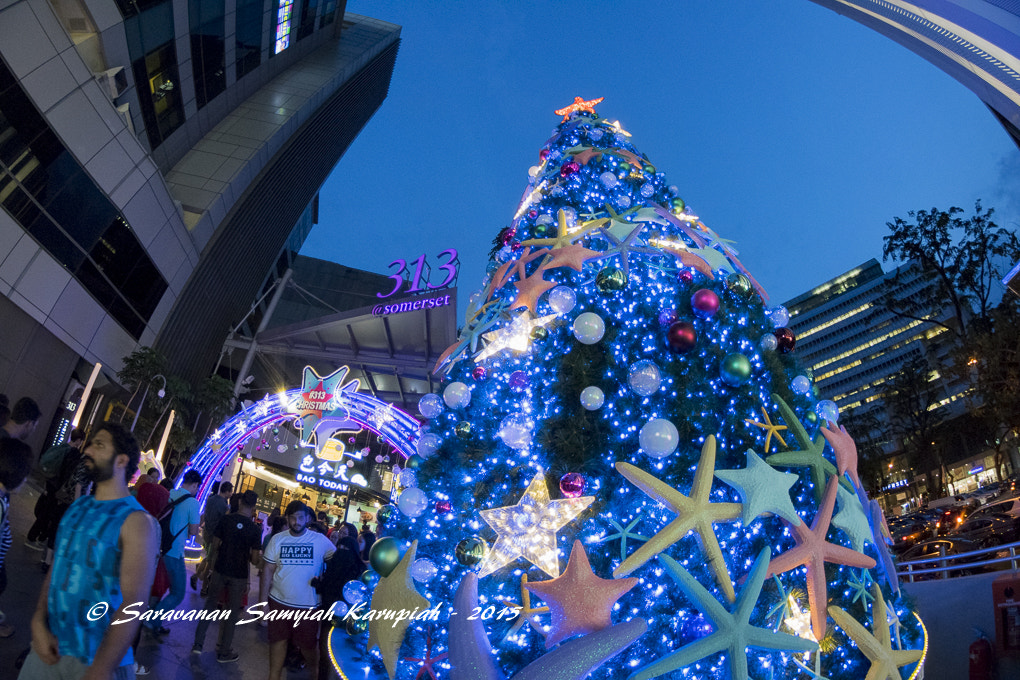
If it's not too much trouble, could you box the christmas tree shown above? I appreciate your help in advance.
[341,98,925,680]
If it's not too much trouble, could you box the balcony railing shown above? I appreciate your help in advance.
[896,539,1020,582]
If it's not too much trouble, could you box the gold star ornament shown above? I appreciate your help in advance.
[554,96,604,121]
[367,540,430,679]
[828,583,923,680]
[477,471,594,578]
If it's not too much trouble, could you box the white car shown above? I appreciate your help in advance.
[971,496,1020,520]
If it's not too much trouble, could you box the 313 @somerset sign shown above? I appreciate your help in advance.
[372,249,458,316]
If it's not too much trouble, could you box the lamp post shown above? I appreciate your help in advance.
[130,373,166,433]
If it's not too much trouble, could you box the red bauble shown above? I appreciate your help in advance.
[559,472,585,498]
[774,327,796,353]
[677,269,694,285]
[528,209,538,219]
[472,366,488,381]
[691,289,720,319]
[667,321,698,353]
[499,226,517,246]
[539,149,550,160]
[560,161,580,178]
[435,500,453,514]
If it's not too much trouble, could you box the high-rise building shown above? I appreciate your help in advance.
[809,1,1020,146]
[0,0,400,451]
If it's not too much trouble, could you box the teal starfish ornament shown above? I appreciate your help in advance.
[848,568,875,610]
[598,512,649,562]
[765,575,791,630]
[832,485,874,552]
[715,449,802,526]
[627,547,818,680]
[765,394,846,503]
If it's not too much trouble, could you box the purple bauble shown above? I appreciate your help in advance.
[509,371,529,392]
[560,161,580,178]
[667,321,698,353]
[435,500,453,514]
[658,308,679,327]
[472,366,488,381]
[691,288,720,319]
[774,327,796,353]
[559,472,585,498]
[677,269,694,285]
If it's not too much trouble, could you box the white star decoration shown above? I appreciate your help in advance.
[715,449,802,527]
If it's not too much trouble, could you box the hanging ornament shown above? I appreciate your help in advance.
[596,266,627,292]
[639,418,679,458]
[509,370,530,392]
[405,454,423,470]
[627,360,661,396]
[454,421,473,439]
[725,272,752,297]
[376,505,396,524]
[760,333,778,352]
[497,412,535,450]
[560,160,580,178]
[398,468,418,488]
[677,268,694,285]
[657,308,678,327]
[418,393,443,419]
[548,286,577,314]
[410,558,438,583]
[791,375,811,395]
[774,327,796,353]
[816,400,840,423]
[369,537,403,577]
[768,305,790,327]
[666,321,697,353]
[572,312,606,344]
[530,325,548,342]
[691,289,720,319]
[342,580,369,606]
[580,386,605,410]
[720,353,752,386]
[345,616,368,636]
[416,433,441,459]
[599,170,619,189]
[472,366,488,382]
[443,382,471,409]
[455,536,489,567]
[397,487,428,517]
[559,472,586,498]
[435,499,453,514]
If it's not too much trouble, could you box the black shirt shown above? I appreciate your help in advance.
[213,512,262,579]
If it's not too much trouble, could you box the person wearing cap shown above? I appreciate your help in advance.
[260,500,335,680]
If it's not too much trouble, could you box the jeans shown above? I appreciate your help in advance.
[149,555,186,627]
[18,650,131,680]
[193,572,249,652]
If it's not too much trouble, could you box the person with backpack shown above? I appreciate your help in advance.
[38,431,92,572]
[147,469,202,637]
[25,428,85,551]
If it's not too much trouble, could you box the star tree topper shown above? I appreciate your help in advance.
[554,96,604,121]
[477,471,594,578]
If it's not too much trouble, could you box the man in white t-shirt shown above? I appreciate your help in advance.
[261,500,335,680]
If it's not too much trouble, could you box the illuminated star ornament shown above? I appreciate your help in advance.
[744,406,788,453]
[524,540,638,648]
[477,471,594,578]
[715,449,802,526]
[368,541,430,679]
[828,583,923,680]
[473,311,558,363]
[293,365,361,455]
[628,548,817,680]
[614,436,742,603]
[403,626,447,680]
[554,95,604,121]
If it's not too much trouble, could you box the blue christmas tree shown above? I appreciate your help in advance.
[343,98,925,680]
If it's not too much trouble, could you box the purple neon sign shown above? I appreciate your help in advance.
[377,249,459,299]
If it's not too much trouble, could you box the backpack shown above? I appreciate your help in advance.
[157,493,193,556]
[39,443,72,479]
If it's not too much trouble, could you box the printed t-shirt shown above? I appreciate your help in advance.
[263,529,335,608]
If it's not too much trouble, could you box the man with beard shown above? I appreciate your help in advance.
[19,422,158,680]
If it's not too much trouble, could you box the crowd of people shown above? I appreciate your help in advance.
[0,394,380,680]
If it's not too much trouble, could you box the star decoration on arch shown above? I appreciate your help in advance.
[368,541,430,679]
[497,574,549,639]
[614,436,742,603]
[765,476,877,641]
[714,449,802,527]
[473,311,558,363]
[828,583,923,680]
[403,626,448,680]
[554,96,604,121]
[628,547,818,680]
[293,366,361,453]
[477,470,594,578]
[744,406,788,453]
[598,511,649,562]
[765,394,845,503]
[524,540,637,648]
[832,485,874,552]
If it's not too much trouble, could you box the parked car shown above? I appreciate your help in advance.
[950,513,1020,546]
[889,517,934,552]
[970,496,1020,520]
[933,505,970,536]
[897,538,987,579]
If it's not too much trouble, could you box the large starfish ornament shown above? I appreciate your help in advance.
[765,394,844,503]
[628,548,818,680]
[541,242,602,273]
[597,218,660,279]
[715,449,802,526]
[614,436,742,602]
[520,209,606,251]
[477,470,594,578]
[832,485,874,552]
[745,407,788,453]
[821,421,863,492]
[473,311,558,363]
[554,96,604,121]
[868,499,900,594]
[490,246,550,295]
[827,583,923,680]
[368,541,430,679]
[497,574,549,638]
[510,269,557,312]
[403,626,448,680]
[525,540,638,648]
[565,145,603,165]
[848,568,875,610]
[766,476,877,641]
[433,301,505,375]
[599,511,649,562]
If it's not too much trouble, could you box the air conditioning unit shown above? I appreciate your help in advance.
[115,103,134,135]
[95,67,128,100]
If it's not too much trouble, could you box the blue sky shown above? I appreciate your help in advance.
[303,1,1020,310]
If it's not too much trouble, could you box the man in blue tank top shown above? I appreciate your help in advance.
[19,422,159,680]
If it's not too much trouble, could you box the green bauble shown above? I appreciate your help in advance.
[534,223,553,238]
[369,537,402,577]
[726,273,752,297]
[359,568,380,587]
[806,411,818,424]
[405,454,423,470]
[720,353,752,386]
[644,164,656,174]
[671,197,686,212]
[618,162,631,172]
[455,421,473,439]
[376,504,396,524]
[345,617,368,635]
[530,326,548,342]
[596,266,627,292]
[455,536,489,567]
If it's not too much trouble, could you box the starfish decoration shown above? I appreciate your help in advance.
[715,449,802,526]
[521,209,606,251]
[473,311,558,363]
[628,547,818,680]
[368,540,430,679]
[565,145,603,165]
[433,302,505,375]
[766,476,877,641]
[598,204,643,241]
[744,407,788,453]
[886,600,904,650]
[832,485,874,552]
[477,470,594,578]
[497,574,549,639]
[602,119,631,137]
[652,241,717,279]
[765,576,792,629]
[490,246,551,296]
[510,269,558,312]
[783,596,816,642]
[524,540,638,648]
[821,421,863,492]
[765,394,844,503]
[542,242,602,273]
[614,436,742,602]
[554,96,604,121]
[604,147,646,169]
[848,568,875,610]
[403,626,448,680]
[828,583,923,680]
[597,218,661,279]
[598,511,649,562]
[868,499,900,594]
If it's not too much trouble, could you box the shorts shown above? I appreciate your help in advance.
[266,598,320,650]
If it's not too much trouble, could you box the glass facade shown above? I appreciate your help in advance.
[235,0,263,79]
[0,58,168,339]
[189,0,226,108]
[273,0,294,55]
[296,0,317,40]
[318,0,336,29]
[125,2,185,149]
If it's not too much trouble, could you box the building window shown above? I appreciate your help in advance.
[189,0,225,108]
[274,0,294,55]
[296,0,317,40]
[235,0,262,79]
[125,2,184,150]
[319,0,336,29]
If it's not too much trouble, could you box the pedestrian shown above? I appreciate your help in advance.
[192,489,262,663]
[192,480,231,595]
[147,469,201,636]
[39,430,93,572]
[0,397,41,441]
[0,438,34,638]
[260,500,335,680]
[146,467,161,483]
[358,523,376,562]
[19,422,158,680]
[315,534,365,679]
[128,471,170,676]
[25,428,85,551]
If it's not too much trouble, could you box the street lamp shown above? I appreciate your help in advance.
[130,374,167,432]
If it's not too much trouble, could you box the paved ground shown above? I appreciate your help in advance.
[0,476,383,679]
